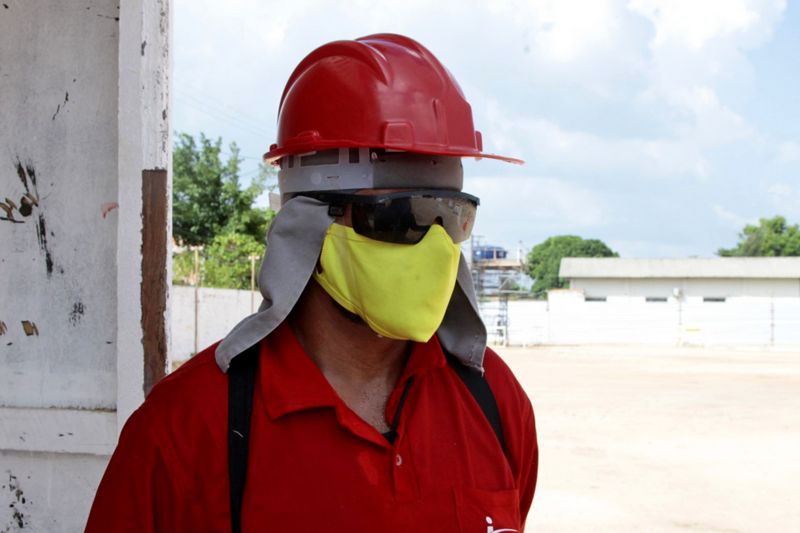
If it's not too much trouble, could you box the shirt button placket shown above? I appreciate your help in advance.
[391,445,417,500]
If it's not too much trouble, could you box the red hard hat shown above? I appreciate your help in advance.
[264,33,522,165]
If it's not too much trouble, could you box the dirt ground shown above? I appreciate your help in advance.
[496,344,800,533]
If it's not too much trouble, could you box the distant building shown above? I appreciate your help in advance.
[472,244,508,262]
[560,257,800,301]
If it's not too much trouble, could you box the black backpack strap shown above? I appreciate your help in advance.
[446,353,507,454]
[227,342,260,533]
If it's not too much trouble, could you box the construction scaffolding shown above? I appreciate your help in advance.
[466,236,531,346]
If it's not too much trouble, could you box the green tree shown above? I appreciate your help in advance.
[172,132,277,289]
[201,233,266,289]
[172,250,197,286]
[172,132,274,246]
[717,215,800,257]
[526,235,618,298]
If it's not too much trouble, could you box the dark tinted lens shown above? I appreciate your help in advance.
[352,197,427,244]
[351,194,477,244]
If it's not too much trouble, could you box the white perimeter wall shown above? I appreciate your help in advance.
[572,278,800,298]
[480,292,800,347]
[0,2,170,531]
[171,286,259,362]
[171,287,800,363]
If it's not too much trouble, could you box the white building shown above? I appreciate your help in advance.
[560,257,800,301]
[472,257,800,347]
[515,257,800,348]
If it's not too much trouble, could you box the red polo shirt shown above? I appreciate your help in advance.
[87,322,538,532]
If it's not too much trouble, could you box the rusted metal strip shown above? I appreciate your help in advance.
[141,168,168,395]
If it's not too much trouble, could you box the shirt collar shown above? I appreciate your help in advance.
[259,321,447,420]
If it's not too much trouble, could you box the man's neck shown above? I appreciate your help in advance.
[288,281,410,431]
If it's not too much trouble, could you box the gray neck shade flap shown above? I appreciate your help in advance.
[214,195,488,373]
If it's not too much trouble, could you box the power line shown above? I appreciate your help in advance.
[220,151,264,160]
[175,86,270,131]
[174,87,273,137]
[176,94,272,139]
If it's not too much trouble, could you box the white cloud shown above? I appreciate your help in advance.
[712,204,753,228]
[766,183,800,218]
[456,1,783,182]
[626,0,784,156]
[487,0,620,64]
[465,174,609,249]
[627,0,780,49]
[479,96,710,179]
[660,86,756,144]
[777,141,800,164]
[606,239,708,258]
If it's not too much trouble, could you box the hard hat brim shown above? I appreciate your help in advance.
[264,144,524,165]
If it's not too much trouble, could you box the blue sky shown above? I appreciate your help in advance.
[174,0,799,257]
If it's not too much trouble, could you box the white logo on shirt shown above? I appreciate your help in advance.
[486,515,518,533]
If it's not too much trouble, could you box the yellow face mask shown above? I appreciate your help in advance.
[313,223,461,342]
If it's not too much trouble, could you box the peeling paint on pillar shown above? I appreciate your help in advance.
[20,321,39,336]
[51,91,69,121]
[12,158,60,277]
[2,471,31,530]
[69,301,85,326]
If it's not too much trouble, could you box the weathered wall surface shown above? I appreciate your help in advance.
[0,0,120,410]
[0,1,170,530]
[0,452,109,532]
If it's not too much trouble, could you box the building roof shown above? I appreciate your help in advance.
[559,257,800,279]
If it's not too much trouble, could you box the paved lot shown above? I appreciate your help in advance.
[498,345,800,533]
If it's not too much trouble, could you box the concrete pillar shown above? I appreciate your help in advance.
[0,1,170,530]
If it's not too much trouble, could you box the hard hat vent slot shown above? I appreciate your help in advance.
[278,156,296,170]
[300,149,339,167]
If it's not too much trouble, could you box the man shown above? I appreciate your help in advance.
[87,33,537,532]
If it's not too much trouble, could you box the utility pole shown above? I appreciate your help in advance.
[250,255,257,313]
[193,247,200,355]
[674,287,683,347]
[770,295,775,346]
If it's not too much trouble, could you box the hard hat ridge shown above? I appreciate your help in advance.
[278,38,391,110]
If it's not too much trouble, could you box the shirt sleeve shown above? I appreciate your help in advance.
[85,404,170,532]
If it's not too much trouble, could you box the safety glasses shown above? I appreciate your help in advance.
[299,190,479,244]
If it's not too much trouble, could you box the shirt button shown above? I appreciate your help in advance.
[395,454,403,467]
